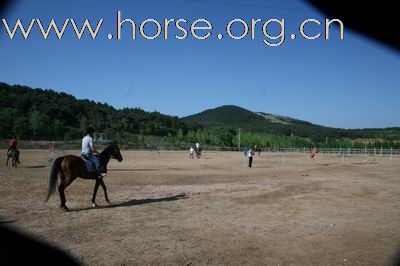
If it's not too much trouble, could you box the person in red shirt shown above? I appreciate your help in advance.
[310,146,318,163]
[48,143,55,162]
[7,135,17,154]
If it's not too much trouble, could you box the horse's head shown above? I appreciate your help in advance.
[108,144,123,162]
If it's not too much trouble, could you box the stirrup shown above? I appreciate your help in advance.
[97,173,106,179]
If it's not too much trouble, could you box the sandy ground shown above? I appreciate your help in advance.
[1,149,400,265]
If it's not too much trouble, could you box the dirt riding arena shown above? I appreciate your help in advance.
[1,149,400,265]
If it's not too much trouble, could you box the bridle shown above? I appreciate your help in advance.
[104,145,121,161]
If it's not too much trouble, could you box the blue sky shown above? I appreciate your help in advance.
[0,0,399,129]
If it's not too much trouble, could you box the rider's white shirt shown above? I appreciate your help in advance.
[190,148,194,154]
[196,143,200,149]
[82,135,94,155]
[248,150,254,158]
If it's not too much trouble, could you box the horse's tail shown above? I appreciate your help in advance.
[45,156,63,203]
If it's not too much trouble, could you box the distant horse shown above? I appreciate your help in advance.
[195,147,202,159]
[44,144,123,211]
[6,149,20,168]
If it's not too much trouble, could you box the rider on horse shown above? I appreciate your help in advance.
[7,135,17,155]
[81,127,106,179]
[194,142,202,158]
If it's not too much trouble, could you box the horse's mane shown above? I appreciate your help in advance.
[100,144,118,158]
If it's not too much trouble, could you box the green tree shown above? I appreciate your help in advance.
[80,116,88,133]
[29,110,50,139]
[13,117,30,139]
[52,119,66,139]
[0,108,17,138]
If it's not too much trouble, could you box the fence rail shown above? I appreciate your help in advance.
[2,140,400,155]
[258,147,400,155]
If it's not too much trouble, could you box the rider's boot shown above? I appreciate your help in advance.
[96,166,106,179]
[102,165,108,174]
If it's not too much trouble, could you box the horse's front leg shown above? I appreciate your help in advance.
[91,180,100,207]
[100,179,110,204]
[6,156,9,166]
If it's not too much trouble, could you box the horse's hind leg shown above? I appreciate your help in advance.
[6,157,9,166]
[58,174,76,211]
[58,175,70,211]
[91,180,100,207]
[58,183,68,211]
[100,180,110,204]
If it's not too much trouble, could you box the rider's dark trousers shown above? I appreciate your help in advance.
[248,157,253,168]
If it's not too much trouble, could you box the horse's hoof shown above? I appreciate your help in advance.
[106,199,111,204]
[60,205,69,212]
[92,203,98,208]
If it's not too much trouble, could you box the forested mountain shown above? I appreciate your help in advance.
[1,82,399,148]
[182,105,400,143]
[0,82,188,140]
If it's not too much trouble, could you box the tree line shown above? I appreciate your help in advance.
[1,82,399,149]
[0,82,188,141]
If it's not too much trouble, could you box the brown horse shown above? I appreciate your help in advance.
[45,144,123,211]
[6,149,20,168]
[195,147,202,159]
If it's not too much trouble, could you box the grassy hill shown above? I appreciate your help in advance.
[1,82,399,148]
[182,105,400,142]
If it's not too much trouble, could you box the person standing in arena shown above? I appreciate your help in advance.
[244,144,249,156]
[310,146,318,163]
[189,146,195,159]
[248,147,255,168]
[48,143,55,162]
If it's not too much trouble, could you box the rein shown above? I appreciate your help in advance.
[99,146,112,166]
[99,145,119,165]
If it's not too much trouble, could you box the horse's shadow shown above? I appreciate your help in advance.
[0,219,17,225]
[71,193,189,212]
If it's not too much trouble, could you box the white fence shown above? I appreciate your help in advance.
[260,147,400,156]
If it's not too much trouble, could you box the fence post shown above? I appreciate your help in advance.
[154,151,157,169]
[282,150,285,166]
[157,151,160,169]
[390,147,393,161]
[203,150,205,168]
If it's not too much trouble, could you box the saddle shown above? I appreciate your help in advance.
[82,158,97,172]
[82,155,107,175]
[7,148,18,156]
